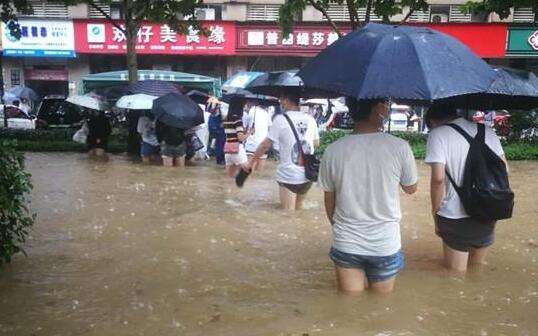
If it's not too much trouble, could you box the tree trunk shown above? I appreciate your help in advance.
[364,0,373,25]
[125,19,139,86]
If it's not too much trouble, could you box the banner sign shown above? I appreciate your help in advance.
[74,20,236,55]
[237,23,507,58]
[507,26,538,56]
[2,19,75,57]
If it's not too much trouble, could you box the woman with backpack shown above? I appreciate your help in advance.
[424,104,511,272]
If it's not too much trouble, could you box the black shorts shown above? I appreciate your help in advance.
[277,181,312,195]
[437,215,496,252]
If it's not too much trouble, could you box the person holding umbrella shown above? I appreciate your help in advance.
[223,97,249,177]
[137,111,160,164]
[151,92,205,167]
[246,90,319,210]
[317,98,418,294]
[86,108,111,158]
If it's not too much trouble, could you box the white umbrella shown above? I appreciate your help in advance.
[66,95,109,111]
[116,94,157,110]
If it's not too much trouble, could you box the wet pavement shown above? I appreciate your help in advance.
[0,152,537,336]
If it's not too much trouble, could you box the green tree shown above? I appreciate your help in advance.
[0,140,34,266]
[461,1,538,21]
[64,0,204,85]
[279,0,429,36]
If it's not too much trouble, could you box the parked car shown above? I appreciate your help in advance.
[36,95,83,128]
[301,98,353,130]
[0,105,36,130]
[387,104,419,132]
[472,110,510,136]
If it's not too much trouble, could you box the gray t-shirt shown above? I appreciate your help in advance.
[319,133,417,256]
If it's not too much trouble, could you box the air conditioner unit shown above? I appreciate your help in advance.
[194,8,216,20]
[430,13,449,23]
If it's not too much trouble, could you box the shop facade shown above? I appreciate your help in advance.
[505,25,538,72]
[1,19,79,97]
[234,22,509,73]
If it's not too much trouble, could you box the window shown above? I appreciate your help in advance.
[408,8,431,22]
[247,5,280,21]
[449,5,472,22]
[323,6,382,22]
[10,69,21,87]
[25,1,68,18]
[89,2,123,19]
[513,8,536,22]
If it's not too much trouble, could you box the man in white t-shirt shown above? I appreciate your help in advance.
[243,102,272,171]
[319,98,417,294]
[246,91,319,210]
[424,104,507,272]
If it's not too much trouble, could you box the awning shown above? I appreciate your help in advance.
[81,70,222,97]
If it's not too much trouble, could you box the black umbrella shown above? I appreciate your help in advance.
[246,70,303,97]
[221,88,279,106]
[186,89,211,105]
[297,23,497,102]
[151,93,204,129]
[438,67,538,110]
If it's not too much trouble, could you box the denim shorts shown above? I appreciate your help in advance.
[329,247,405,282]
[140,142,160,156]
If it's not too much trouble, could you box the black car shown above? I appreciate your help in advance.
[36,95,83,128]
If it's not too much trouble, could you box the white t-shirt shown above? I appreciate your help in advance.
[244,106,271,152]
[137,116,159,146]
[425,117,504,219]
[267,111,319,184]
[319,133,417,256]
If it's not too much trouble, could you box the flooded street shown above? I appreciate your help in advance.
[1,152,537,336]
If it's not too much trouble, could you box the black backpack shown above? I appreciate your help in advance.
[445,123,514,221]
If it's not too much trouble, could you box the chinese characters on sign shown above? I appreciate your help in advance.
[75,21,236,55]
[247,30,341,48]
[2,19,76,58]
[236,26,347,56]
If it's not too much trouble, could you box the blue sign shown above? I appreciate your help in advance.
[2,19,76,58]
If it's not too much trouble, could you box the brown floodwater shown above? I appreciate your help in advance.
[0,153,537,336]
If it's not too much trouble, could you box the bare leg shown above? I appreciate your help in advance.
[254,158,266,172]
[279,186,296,210]
[227,165,239,178]
[468,246,489,267]
[175,156,185,167]
[141,156,150,164]
[94,148,105,157]
[443,243,469,272]
[162,156,174,167]
[334,266,367,293]
[295,192,307,210]
[369,277,397,294]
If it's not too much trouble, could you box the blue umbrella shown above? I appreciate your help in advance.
[7,86,40,102]
[130,80,179,97]
[297,23,497,103]
[439,67,538,110]
[151,93,204,129]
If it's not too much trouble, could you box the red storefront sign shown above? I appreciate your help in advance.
[236,24,345,56]
[417,23,507,58]
[24,69,68,81]
[74,20,236,55]
[236,23,507,58]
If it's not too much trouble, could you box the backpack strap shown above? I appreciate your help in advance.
[446,123,474,144]
[444,123,474,191]
[476,123,486,143]
[282,113,305,158]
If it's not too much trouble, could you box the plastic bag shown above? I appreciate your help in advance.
[72,122,89,144]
